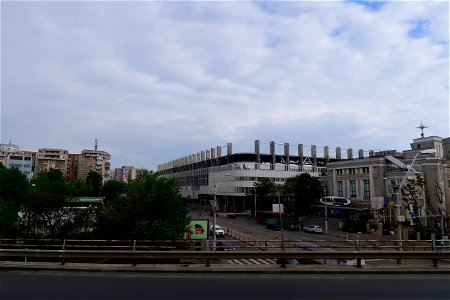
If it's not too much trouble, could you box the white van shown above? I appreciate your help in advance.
[320,196,352,206]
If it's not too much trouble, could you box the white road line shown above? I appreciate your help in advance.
[248,259,261,264]
[256,259,272,265]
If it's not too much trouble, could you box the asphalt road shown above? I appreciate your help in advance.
[1,271,449,300]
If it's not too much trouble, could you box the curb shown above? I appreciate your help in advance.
[2,261,449,274]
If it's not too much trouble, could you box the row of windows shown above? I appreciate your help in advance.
[9,155,32,161]
[337,180,370,198]
[9,164,31,169]
[335,167,370,175]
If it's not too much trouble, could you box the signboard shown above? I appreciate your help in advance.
[183,219,209,240]
[272,204,284,213]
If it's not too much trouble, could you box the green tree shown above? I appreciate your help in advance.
[22,169,70,237]
[253,178,277,211]
[68,180,91,197]
[86,171,103,196]
[402,174,426,232]
[101,180,126,203]
[95,170,190,240]
[284,173,323,218]
[0,165,30,237]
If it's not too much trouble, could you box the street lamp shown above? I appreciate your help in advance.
[253,186,257,220]
[395,148,436,264]
[211,172,230,251]
[277,189,285,252]
[324,199,328,234]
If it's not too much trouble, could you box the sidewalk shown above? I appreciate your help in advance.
[1,261,449,274]
[326,229,395,241]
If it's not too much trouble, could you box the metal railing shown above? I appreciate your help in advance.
[1,238,449,268]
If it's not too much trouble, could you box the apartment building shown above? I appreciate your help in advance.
[112,166,139,182]
[34,148,69,177]
[0,142,20,165]
[2,153,33,181]
[77,149,111,183]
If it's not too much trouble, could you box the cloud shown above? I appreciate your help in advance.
[2,0,448,170]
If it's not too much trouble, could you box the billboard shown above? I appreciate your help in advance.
[184,219,209,240]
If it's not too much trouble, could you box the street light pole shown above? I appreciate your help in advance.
[253,186,257,220]
[324,199,328,234]
[396,148,436,264]
[278,190,285,252]
[211,172,230,251]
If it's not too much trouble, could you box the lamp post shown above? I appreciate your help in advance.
[396,148,436,264]
[324,199,328,234]
[211,172,230,251]
[278,190,285,252]
[253,186,257,220]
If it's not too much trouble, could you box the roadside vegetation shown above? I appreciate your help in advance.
[0,165,190,240]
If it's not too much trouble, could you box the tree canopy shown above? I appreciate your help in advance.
[284,173,323,217]
[0,165,30,237]
[95,170,190,240]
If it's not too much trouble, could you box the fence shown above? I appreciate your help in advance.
[1,238,449,268]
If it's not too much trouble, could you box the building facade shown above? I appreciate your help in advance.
[112,166,139,182]
[77,149,111,183]
[34,148,69,178]
[1,142,112,183]
[326,135,448,236]
[158,140,354,213]
[2,153,33,181]
[0,142,20,165]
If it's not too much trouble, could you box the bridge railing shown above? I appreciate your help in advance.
[1,238,449,268]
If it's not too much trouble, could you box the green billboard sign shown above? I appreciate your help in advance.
[184,219,209,240]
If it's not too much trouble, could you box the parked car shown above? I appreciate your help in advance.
[304,225,323,234]
[276,258,299,265]
[227,213,236,219]
[210,225,225,238]
[216,241,236,251]
[266,218,281,231]
[287,224,299,231]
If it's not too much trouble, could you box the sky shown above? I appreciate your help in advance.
[1,0,449,171]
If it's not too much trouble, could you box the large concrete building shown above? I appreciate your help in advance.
[158,136,449,236]
[34,148,70,177]
[112,166,140,182]
[326,135,449,237]
[77,149,111,183]
[0,142,20,165]
[2,152,33,181]
[158,140,353,213]
[0,142,111,183]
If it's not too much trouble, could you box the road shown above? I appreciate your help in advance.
[193,209,449,266]
[1,271,449,300]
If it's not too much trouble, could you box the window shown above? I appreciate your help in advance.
[363,180,370,197]
[337,181,344,197]
[350,180,356,197]
[362,167,369,174]
[337,169,343,175]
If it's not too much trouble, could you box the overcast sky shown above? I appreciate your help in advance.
[2,0,449,171]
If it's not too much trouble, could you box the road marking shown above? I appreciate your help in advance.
[226,259,276,265]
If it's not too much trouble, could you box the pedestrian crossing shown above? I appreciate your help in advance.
[226,258,277,265]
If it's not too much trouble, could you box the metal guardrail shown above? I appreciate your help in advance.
[1,238,449,268]
[2,249,449,260]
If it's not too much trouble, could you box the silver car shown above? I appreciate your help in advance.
[304,225,323,234]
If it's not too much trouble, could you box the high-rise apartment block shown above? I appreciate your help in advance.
[0,142,111,183]
[34,148,69,176]
[78,150,111,183]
